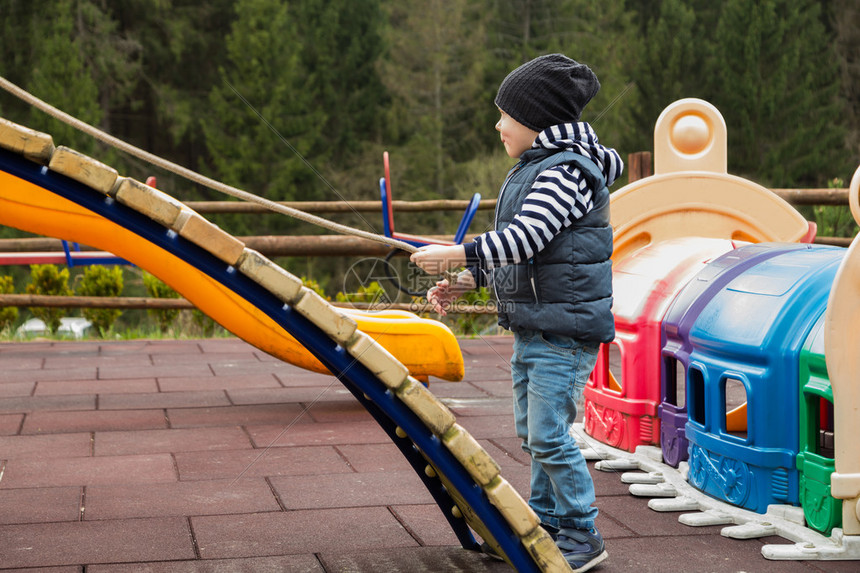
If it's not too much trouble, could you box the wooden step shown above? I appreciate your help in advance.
[0,117,54,163]
[48,146,118,194]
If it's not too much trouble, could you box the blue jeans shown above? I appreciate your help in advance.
[511,329,600,530]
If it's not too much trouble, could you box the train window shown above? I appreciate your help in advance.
[662,356,686,408]
[724,377,748,440]
[607,342,623,393]
[689,368,705,425]
[816,396,835,459]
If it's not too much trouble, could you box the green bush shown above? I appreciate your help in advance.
[335,280,387,307]
[191,308,219,337]
[76,265,124,337]
[812,177,859,239]
[301,276,329,300]
[0,275,18,331]
[143,272,180,332]
[454,286,496,337]
[26,264,72,333]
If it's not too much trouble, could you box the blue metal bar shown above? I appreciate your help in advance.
[379,177,392,238]
[454,193,482,244]
[60,239,131,268]
[61,239,74,267]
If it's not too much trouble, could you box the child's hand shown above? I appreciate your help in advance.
[426,271,476,316]
[410,244,467,275]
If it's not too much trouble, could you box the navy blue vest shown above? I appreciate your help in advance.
[491,148,615,342]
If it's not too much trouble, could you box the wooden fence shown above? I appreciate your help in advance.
[0,151,855,313]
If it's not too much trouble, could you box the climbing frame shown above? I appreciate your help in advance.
[0,116,572,572]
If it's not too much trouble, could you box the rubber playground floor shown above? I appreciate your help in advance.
[0,336,857,573]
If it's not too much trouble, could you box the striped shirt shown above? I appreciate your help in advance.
[464,122,623,272]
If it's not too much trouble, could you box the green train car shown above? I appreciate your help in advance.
[797,312,841,535]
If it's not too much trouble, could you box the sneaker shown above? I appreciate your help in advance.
[480,523,560,561]
[556,528,608,573]
[542,523,560,540]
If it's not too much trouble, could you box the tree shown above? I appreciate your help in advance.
[0,0,141,166]
[487,0,569,65]
[142,272,180,333]
[202,0,326,235]
[630,0,704,152]
[0,276,18,332]
[829,0,860,161]
[22,0,104,155]
[292,0,387,163]
[283,0,392,220]
[708,0,848,186]
[107,0,237,190]
[380,0,488,199]
[0,0,855,248]
[551,1,641,172]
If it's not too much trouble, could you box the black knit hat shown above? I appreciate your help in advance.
[495,54,600,131]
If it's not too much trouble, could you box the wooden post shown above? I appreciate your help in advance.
[628,151,653,182]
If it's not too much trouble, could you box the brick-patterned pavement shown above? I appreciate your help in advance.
[0,337,855,572]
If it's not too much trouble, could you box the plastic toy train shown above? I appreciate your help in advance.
[584,98,860,540]
[586,238,844,534]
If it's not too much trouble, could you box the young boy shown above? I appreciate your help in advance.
[410,53,622,572]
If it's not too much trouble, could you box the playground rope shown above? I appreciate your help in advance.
[0,75,419,255]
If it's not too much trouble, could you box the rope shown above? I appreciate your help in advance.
[0,75,419,254]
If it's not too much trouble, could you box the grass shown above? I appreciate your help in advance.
[0,309,232,343]
[1,307,507,343]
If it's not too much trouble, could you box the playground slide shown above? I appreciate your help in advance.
[0,158,462,380]
[0,117,568,572]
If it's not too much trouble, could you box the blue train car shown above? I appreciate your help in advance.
[682,244,844,512]
[658,243,810,467]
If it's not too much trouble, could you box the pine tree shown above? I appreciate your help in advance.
[292,0,387,163]
[708,0,848,186]
[203,0,326,236]
[23,0,103,154]
[379,0,488,199]
[830,0,860,161]
[0,1,142,164]
[551,1,640,172]
[631,0,703,145]
[107,0,236,191]
[487,0,565,65]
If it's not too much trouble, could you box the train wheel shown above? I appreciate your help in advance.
[688,446,708,491]
[719,457,751,506]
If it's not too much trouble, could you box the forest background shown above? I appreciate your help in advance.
[1,0,859,298]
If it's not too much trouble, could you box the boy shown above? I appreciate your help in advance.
[410,53,621,572]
